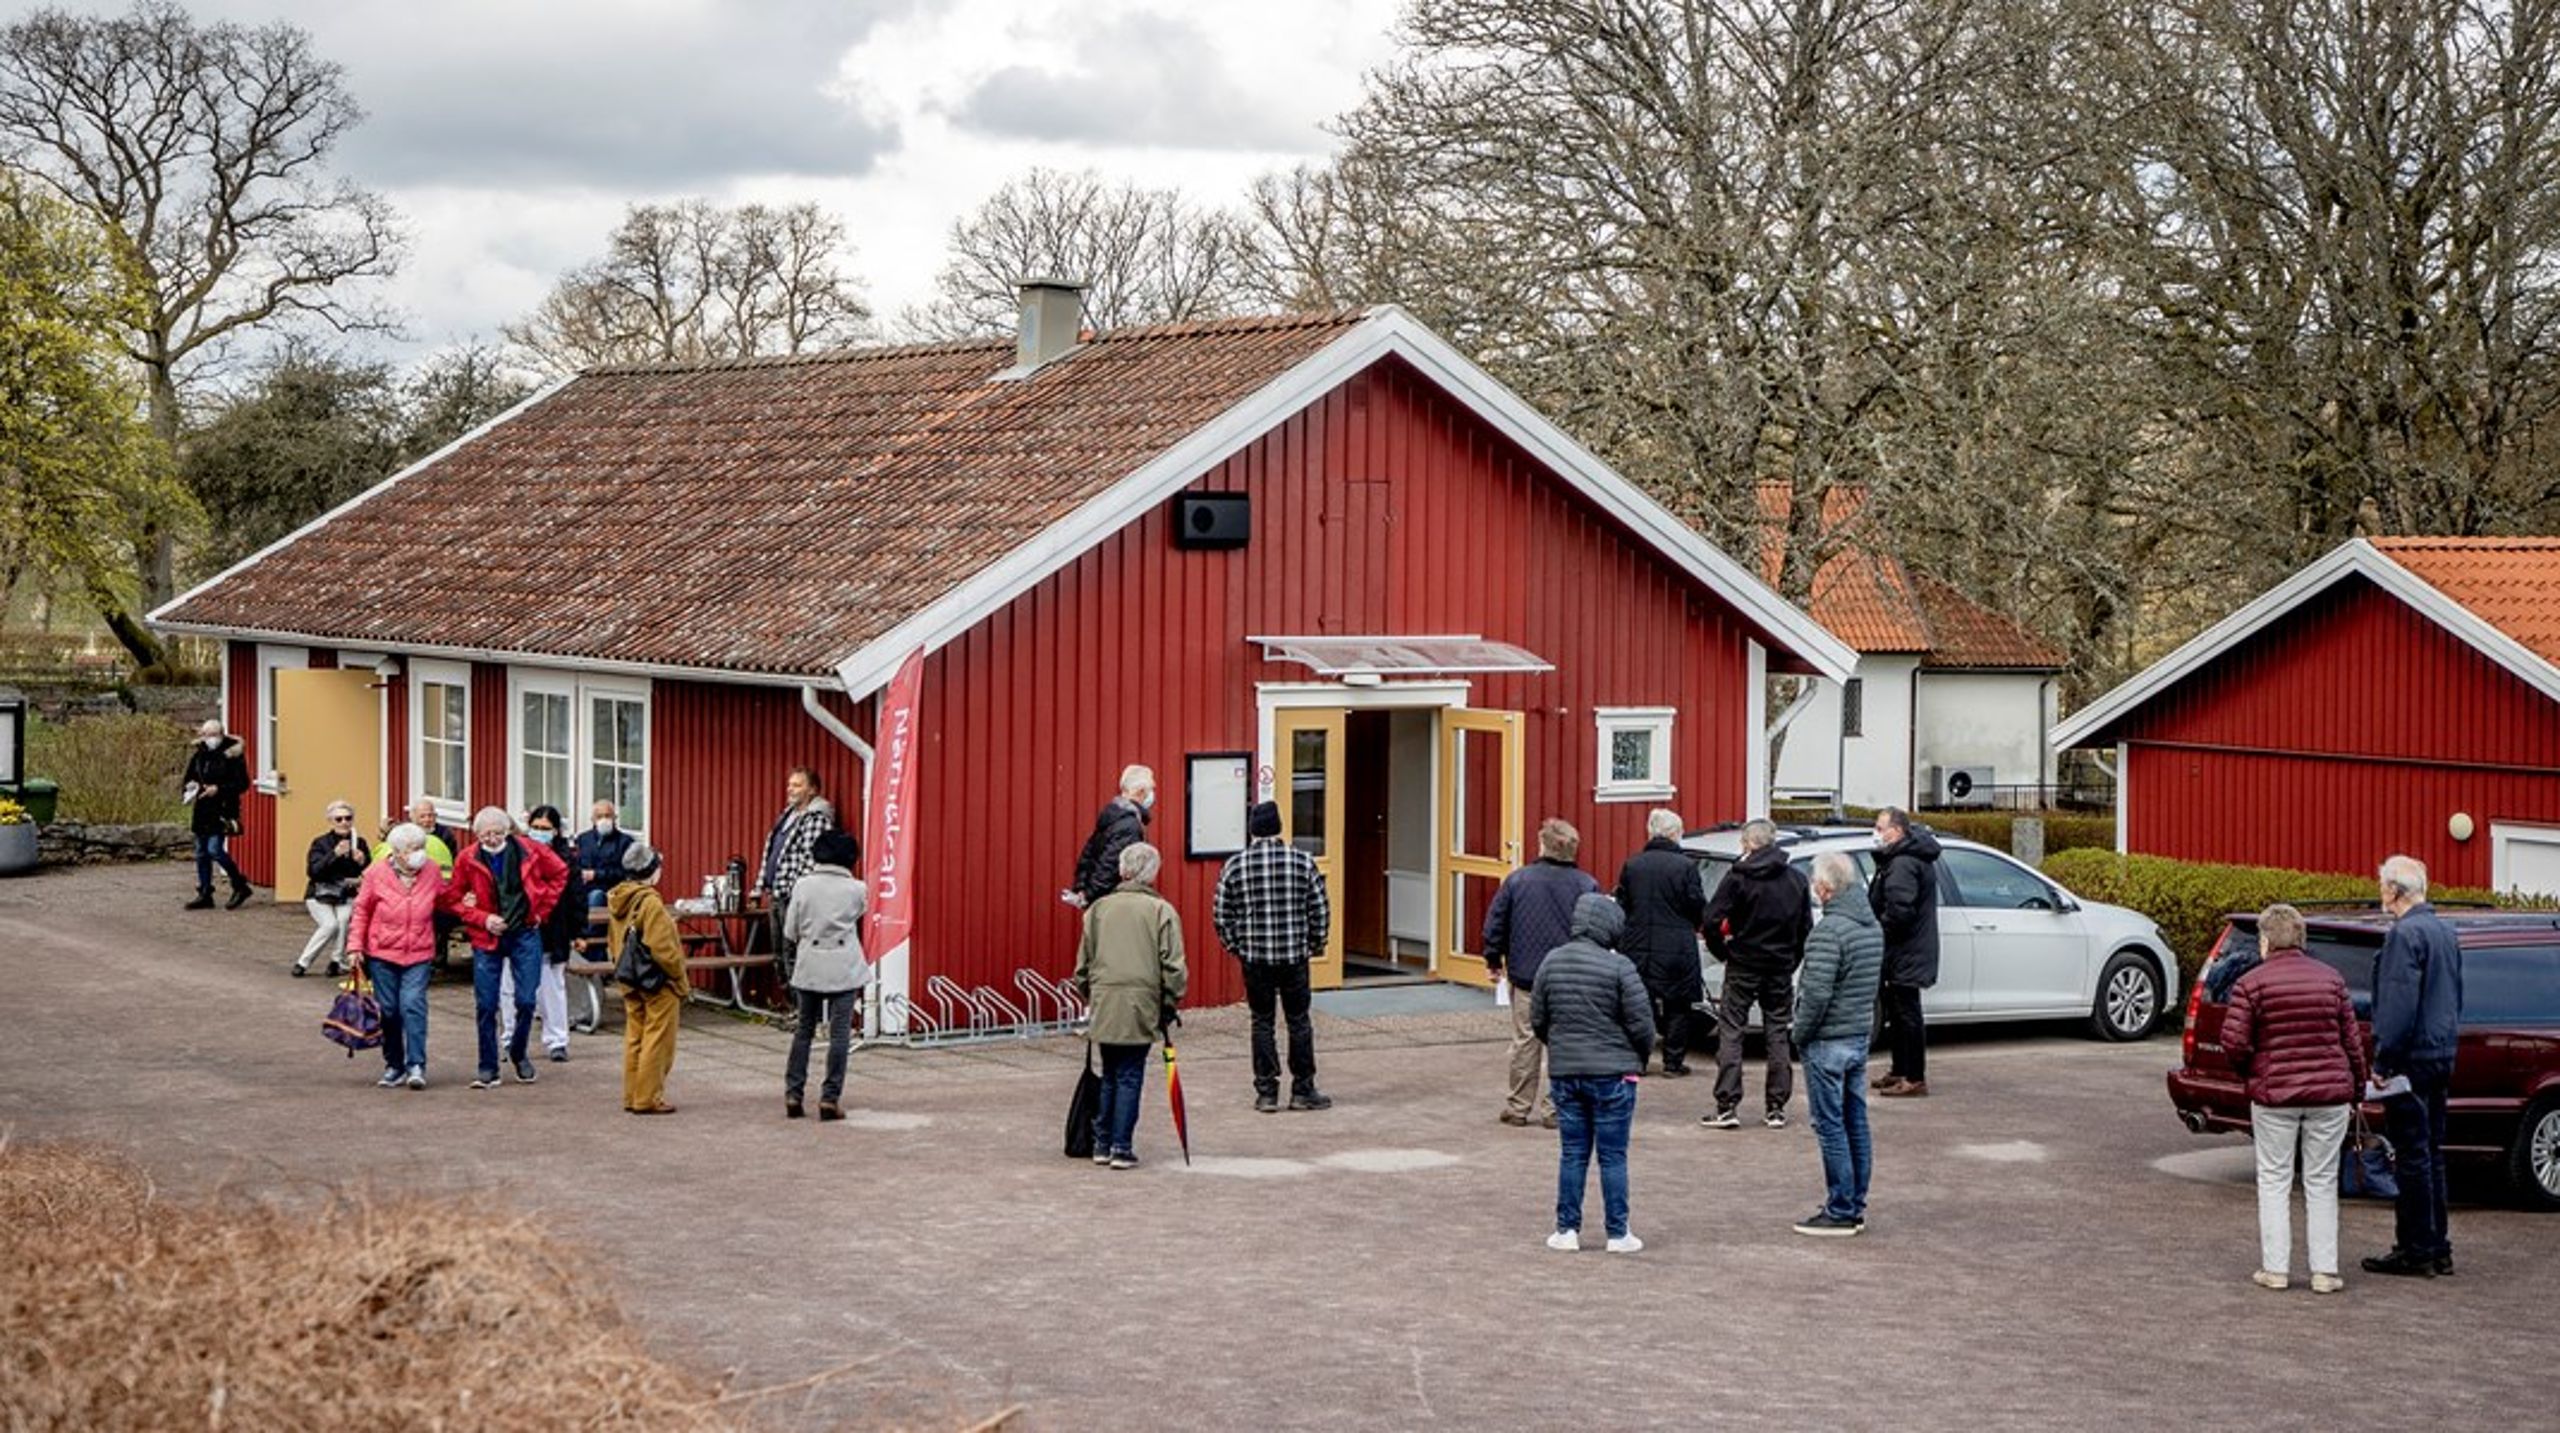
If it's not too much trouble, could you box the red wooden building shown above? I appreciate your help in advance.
[2054,537,2560,896]
[153,295,1853,1029]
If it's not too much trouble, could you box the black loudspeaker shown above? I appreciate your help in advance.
[1173,491,1251,549]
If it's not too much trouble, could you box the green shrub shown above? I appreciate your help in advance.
[2041,850,2559,987]
[25,713,192,825]
[1921,810,2114,861]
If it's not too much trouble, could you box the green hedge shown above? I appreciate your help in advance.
[1922,810,2115,860]
[2041,851,2556,987]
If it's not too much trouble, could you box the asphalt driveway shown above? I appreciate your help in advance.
[2,863,2549,1431]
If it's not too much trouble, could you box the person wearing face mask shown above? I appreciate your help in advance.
[399,797,462,872]
[574,799,635,910]
[754,766,836,984]
[294,800,371,977]
[609,841,686,1115]
[497,805,585,1063]
[443,807,568,1089]
[180,718,254,910]
[1065,764,1156,910]
[348,823,446,1090]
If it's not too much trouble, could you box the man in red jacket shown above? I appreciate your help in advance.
[445,807,568,1088]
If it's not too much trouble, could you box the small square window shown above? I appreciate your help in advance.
[1594,708,1675,802]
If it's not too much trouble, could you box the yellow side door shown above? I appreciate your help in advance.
[271,668,384,902]
[1435,707,1523,989]
[1273,707,1348,990]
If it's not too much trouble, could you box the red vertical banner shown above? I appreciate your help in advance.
[864,648,924,965]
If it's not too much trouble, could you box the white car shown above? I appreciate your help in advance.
[1680,825,2178,1041]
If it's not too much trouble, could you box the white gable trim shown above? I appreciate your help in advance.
[833,306,1856,697]
[146,377,572,632]
[2053,538,2560,750]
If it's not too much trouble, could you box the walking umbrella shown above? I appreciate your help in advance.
[1160,1031,1192,1166]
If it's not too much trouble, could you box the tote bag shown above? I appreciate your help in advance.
[322,969,383,1056]
[1063,1041,1103,1159]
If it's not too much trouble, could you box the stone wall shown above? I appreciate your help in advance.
[38,821,192,866]
[8,681,219,726]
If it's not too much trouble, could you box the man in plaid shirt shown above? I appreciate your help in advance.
[1214,800,1335,1113]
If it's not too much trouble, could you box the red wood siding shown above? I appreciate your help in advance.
[907,358,1756,1008]
[2117,577,2560,886]
[650,681,873,904]
[225,640,278,887]
[384,665,408,813]
[468,662,508,814]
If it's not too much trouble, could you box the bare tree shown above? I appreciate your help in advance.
[506,199,870,374]
[0,0,401,660]
[903,168,1258,340]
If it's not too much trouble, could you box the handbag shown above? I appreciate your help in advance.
[322,969,383,1056]
[1063,1040,1103,1160]
[2340,1108,2399,1200]
[611,921,668,996]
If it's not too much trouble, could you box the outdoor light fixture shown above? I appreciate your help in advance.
[373,656,403,679]
[2449,811,2475,842]
[1341,670,1384,688]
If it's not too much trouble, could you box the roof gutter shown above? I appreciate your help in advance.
[145,622,835,691]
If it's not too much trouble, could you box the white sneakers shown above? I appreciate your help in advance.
[2311,1273,2345,1295]
[2251,1270,2289,1291]
[2254,1270,2345,1293]
[1547,1229,1643,1253]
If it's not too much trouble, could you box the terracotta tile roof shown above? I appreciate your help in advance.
[1753,483,2062,668]
[158,313,1366,677]
[2371,537,2560,669]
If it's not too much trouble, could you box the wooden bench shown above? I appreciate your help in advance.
[566,938,776,1021]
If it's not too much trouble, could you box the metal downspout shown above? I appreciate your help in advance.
[800,684,880,1035]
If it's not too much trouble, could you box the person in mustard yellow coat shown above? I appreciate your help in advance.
[608,842,686,1114]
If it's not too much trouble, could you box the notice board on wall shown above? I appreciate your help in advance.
[1186,751,1251,860]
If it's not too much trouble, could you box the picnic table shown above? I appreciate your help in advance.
[567,897,780,1028]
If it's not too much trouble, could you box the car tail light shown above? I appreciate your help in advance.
[2182,926,2229,1067]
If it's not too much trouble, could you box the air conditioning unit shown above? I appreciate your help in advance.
[1932,765,1995,808]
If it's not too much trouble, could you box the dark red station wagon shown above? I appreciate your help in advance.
[2166,908,2560,1211]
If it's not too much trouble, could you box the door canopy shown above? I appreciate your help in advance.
[1251,634,1553,679]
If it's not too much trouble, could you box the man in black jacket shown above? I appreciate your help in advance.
[1702,819,1811,1128]
[181,719,254,910]
[1869,808,1943,1097]
[1614,808,1708,1076]
[1485,818,1602,1127]
[1531,893,1655,1253]
[1066,764,1155,908]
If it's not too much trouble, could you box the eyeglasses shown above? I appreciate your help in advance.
[329,814,354,822]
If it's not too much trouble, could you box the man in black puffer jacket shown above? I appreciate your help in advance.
[1485,818,1602,1127]
[1869,808,1942,1097]
[1702,820,1811,1128]
[1531,893,1655,1253]
[1614,808,1708,1076]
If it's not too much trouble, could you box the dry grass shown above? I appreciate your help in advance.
[0,1140,761,1431]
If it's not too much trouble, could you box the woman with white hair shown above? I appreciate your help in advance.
[1065,763,1156,909]
[348,823,447,1089]
[179,717,254,910]
[1072,841,1187,1168]
[2220,902,2368,1292]
[293,799,371,977]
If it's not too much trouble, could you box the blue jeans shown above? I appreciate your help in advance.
[1803,1036,1874,1221]
[193,832,245,892]
[1093,1043,1150,1157]
[473,927,545,1074]
[367,958,431,1072]
[1552,1074,1637,1238]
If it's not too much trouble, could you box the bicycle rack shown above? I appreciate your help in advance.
[891,968,1088,1046]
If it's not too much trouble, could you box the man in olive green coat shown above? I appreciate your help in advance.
[1073,842,1188,1168]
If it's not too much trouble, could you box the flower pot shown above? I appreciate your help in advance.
[0,822,36,876]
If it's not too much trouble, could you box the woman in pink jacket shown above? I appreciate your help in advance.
[349,823,447,1090]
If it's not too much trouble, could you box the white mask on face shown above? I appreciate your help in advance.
[401,849,428,872]
[201,736,222,749]
[593,818,615,835]
[479,836,507,853]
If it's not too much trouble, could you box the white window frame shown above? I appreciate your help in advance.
[408,658,472,823]
[253,644,309,794]
[1594,706,1677,802]
[505,666,652,838]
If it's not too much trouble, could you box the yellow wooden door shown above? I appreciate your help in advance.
[272,668,383,903]
[1273,707,1348,990]
[1435,707,1524,989]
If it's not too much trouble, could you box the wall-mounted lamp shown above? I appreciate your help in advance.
[373,656,403,680]
[2449,811,2475,842]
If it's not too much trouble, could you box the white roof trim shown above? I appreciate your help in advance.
[834,306,1856,697]
[147,376,572,632]
[2052,538,2560,749]
[141,621,838,691]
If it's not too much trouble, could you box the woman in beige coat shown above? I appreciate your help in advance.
[1072,842,1187,1169]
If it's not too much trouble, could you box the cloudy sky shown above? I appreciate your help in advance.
[61,0,1404,360]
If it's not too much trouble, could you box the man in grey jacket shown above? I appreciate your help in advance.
[1531,894,1656,1254]
[1791,853,1886,1237]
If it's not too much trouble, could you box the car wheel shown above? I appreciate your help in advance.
[2510,1097,2560,1213]
[2089,952,2162,1042]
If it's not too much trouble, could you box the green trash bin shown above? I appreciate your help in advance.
[18,779,58,825]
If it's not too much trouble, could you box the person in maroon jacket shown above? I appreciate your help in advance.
[2220,903,2371,1294]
